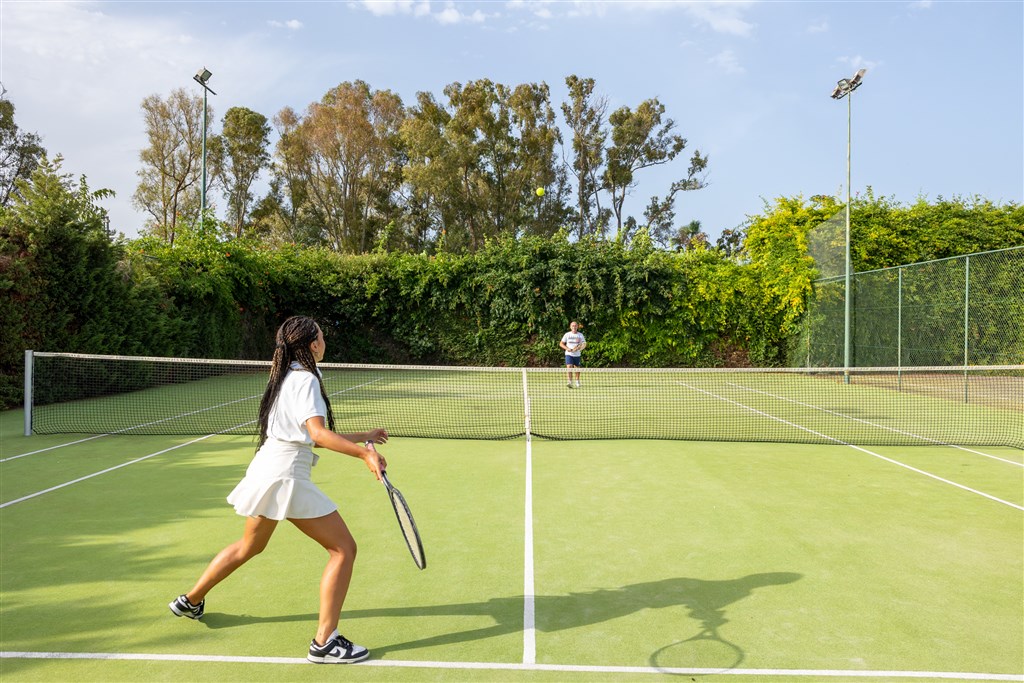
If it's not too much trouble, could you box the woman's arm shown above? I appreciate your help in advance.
[305,417,387,479]
[339,428,388,445]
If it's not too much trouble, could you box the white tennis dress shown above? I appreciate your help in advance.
[227,363,337,520]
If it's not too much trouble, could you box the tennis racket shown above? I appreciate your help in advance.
[366,442,426,570]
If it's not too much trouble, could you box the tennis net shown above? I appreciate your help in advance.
[23,352,1023,446]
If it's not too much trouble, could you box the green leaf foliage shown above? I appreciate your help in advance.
[4,178,1021,410]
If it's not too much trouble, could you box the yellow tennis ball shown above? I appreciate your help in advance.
[536,187,545,197]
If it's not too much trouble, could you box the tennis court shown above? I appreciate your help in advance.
[1,359,1022,682]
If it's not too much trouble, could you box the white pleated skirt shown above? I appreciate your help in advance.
[226,439,337,520]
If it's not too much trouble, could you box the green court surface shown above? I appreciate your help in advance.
[1,407,1021,682]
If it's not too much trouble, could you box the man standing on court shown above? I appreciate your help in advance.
[560,321,586,389]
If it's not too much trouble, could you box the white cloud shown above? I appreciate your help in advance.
[683,2,756,37]
[359,0,487,24]
[909,0,933,9]
[268,19,304,30]
[501,0,756,32]
[437,4,462,24]
[838,55,881,72]
[709,49,745,75]
[359,0,427,17]
[807,20,829,34]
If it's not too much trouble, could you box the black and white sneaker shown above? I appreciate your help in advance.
[168,594,205,620]
[307,630,369,664]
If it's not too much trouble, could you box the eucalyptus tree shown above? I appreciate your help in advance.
[402,78,560,251]
[0,98,46,207]
[399,91,455,251]
[208,106,271,238]
[560,75,607,240]
[133,88,207,245]
[603,98,707,240]
[270,81,405,252]
[264,106,321,245]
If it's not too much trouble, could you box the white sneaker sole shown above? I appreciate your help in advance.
[168,600,203,619]
[307,651,369,664]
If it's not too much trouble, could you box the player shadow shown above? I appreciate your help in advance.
[200,611,320,629]
[343,572,802,659]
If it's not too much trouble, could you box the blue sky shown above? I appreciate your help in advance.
[2,0,1021,243]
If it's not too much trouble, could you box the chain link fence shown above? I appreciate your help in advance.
[791,246,1023,368]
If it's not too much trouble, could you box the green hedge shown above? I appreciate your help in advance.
[2,228,779,410]
[6,171,1019,412]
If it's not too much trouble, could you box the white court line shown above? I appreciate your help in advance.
[0,652,1019,680]
[0,379,387,508]
[521,369,536,665]
[3,378,384,464]
[1,394,263,463]
[0,433,223,509]
[726,382,1023,467]
[678,382,1024,512]
[0,433,110,462]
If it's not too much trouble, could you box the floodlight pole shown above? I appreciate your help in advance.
[831,69,866,383]
[192,68,216,232]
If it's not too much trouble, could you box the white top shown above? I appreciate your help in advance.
[561,331,586,358]
[225,362,336,520]
[265,362,327,444]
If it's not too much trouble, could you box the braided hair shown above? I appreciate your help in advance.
[256,316,336,450]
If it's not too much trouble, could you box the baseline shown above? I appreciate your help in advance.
[0,651,1019,680]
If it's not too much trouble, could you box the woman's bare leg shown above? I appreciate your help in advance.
[289,511,357,645]
[185,515,278,604]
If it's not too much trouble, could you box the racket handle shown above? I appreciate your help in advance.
[365,441,388,483]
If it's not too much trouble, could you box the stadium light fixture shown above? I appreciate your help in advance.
[192,68,216,232]
[830,68,866,382]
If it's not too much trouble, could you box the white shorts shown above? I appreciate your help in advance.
[226,439,337,520]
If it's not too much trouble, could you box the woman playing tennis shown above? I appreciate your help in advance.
[169,315,387,664]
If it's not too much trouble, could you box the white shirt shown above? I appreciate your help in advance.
[266,362,327,444]
[561,331,585,357]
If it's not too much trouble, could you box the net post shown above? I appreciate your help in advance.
[24,350,33,436]
[897,268,903,392]
[963,256,970,403]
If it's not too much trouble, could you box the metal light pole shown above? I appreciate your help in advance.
[830,68,866,382]
[192,67,216,231]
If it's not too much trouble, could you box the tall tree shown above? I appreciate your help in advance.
[209,106,271,238]
[133,88,208,245]
[354,87,407,253]
[644,175,711,248]
[272,81,405,252]
[262,106,321,245]
[603,98,707,239]
[401,91,459,250]
[403,78,560,251]
[561,75,607,240]
[0,98,46,207]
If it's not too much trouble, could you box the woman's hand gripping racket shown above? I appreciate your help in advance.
[366,442,426,570]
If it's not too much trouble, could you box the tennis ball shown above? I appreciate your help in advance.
[536,187,545,197]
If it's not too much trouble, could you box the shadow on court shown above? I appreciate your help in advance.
[206,572,800,661]
[199,611,320,629]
